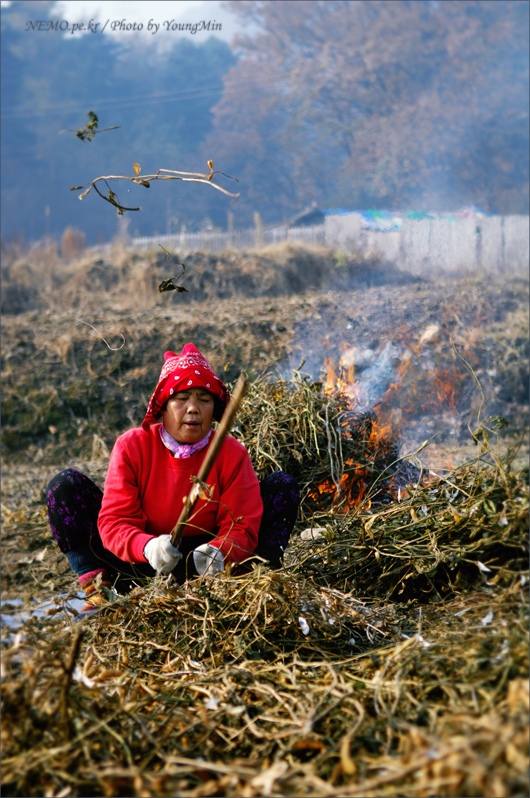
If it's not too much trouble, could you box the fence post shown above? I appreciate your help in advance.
[500,216,506,273]
[254,212,263,247]
[475,223,483,271]
[228,211,234,248]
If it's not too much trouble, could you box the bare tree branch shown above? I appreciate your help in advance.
[70,161,240,215]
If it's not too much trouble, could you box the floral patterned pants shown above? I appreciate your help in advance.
[47,468,300,586]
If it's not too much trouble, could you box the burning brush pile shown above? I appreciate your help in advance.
[233,370,422,523]
[1,364,529,796]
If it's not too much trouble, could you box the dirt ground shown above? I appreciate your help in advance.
[1,244,528,610]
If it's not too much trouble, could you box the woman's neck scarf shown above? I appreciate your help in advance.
[159,424,213,459]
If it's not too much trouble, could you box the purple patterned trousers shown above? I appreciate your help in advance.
[47,469,299,586]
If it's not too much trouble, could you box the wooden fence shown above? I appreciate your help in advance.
[132,224,326,253]
[324,213,529,276]
[116,214,528,276]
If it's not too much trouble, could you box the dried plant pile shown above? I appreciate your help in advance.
[1,574,527,797]
[1,351,529,795]
[233,374,408,523]
[2,433,528,797]
[289,449,529,602]
[91,569,402,661]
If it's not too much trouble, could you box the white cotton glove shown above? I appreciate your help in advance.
[144,535,183,574]
[193,543,225,576]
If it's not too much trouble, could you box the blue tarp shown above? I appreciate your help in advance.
[321,208,356,216]
[357,210,403,231]
[322,208,403,231]
[322,206,491,231]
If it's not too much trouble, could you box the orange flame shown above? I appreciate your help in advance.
[312,337,463,513]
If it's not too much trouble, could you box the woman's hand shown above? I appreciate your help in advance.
[144,535,182,574]
[193,543,224,576]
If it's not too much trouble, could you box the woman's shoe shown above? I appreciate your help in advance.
[80,571,114,612]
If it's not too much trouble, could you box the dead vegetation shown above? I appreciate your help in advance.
[1,442,528,796]
[1,241,527,464]
[1,241,529,797]
[0,240,417,316]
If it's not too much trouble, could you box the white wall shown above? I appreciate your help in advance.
[128,213,528,276]
[324,214,529,276]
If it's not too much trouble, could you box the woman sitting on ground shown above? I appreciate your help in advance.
[47,344,300,611]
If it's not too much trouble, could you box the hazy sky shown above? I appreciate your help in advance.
[1,0,249,47]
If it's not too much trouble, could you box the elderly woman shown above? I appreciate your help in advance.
[47,344,300,611]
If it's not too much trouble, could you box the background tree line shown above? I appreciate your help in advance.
[1,0,238,246]
[1,0,528,246]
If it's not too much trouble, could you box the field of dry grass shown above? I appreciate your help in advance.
[1,240,528,797]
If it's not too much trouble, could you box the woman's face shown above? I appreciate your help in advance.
[162,388,215,444]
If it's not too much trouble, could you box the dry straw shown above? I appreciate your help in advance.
[232,370,407,526]
[1,373,528,797]
[1,567,527,796]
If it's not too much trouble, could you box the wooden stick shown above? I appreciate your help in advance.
[170,374,247,548]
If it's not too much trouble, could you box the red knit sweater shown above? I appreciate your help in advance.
[98,425,263,564]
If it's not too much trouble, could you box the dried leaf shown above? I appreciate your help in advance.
[78,187,91,200]
[190,476,214,500]
[63,111,120,142]
[364,515,378,533]
[472,424,489,451]
[158,278,188,294]
[448,506,462,523]
[133,162,141,177]
[484,415,510,430]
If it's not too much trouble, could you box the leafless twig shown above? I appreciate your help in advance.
[70,160,240,215]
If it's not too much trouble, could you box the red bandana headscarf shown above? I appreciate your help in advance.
[142,344,230,432]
